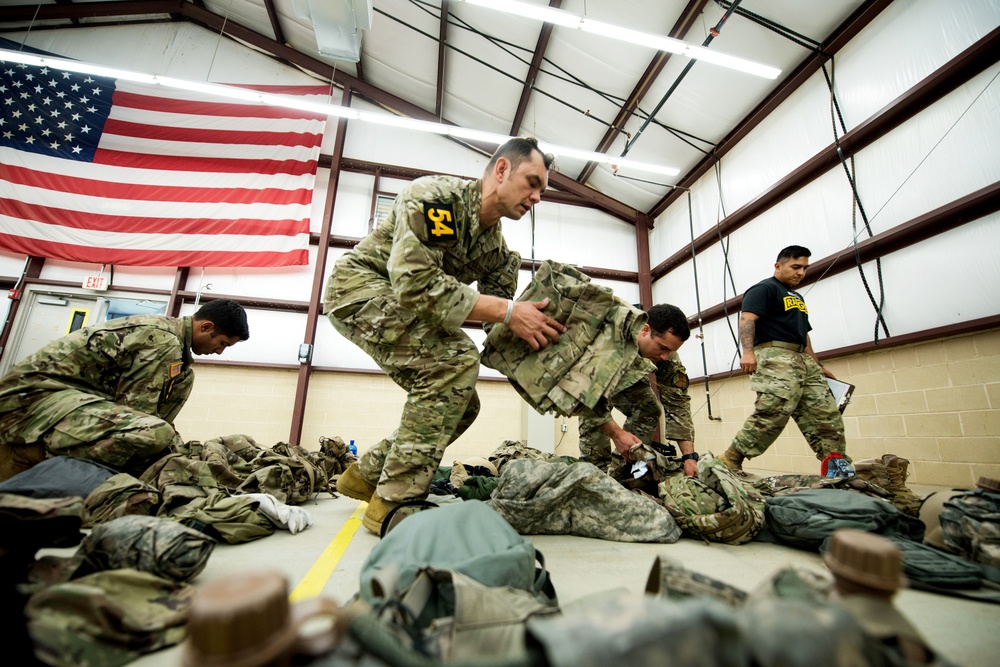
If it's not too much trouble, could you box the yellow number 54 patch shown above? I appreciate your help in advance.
[423,202,456,245]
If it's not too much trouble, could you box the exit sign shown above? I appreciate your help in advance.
[83,275,108,291]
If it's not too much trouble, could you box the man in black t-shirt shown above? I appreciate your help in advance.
[718,246,848,476]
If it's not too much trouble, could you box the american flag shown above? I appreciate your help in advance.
[0,51,328,267]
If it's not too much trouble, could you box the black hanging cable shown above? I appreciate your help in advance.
[822,59,890,342]
[611,173,676,188]
[713,0,823,53]
[712,158,742,368]
[687,191,722,422]
[622,0,744,158]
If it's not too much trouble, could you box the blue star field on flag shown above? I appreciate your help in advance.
[0,60,115,161]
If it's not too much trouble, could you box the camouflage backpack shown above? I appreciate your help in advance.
[359,500,558,662]
[609,440,683,498]
[659,455,766,545]
[309,435,357,480]
[83,473,161,528]
[238,442,330,504]
[74,514,216,583]
[939,477,1000,584]
[26,569,194,667]
[487,440,559,475]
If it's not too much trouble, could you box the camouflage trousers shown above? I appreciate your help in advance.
[329,297,480,502]
[578,379,660,471]
[0,399,179,481]
[732,347,847,462]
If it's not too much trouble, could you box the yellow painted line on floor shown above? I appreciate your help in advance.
[289,502,366,602]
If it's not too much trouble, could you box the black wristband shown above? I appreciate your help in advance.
[681,452,700,462]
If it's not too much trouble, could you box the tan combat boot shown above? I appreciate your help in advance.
[882,454,922,517]
[718,446,748,477]
[336,462,377,502]
[362,495,439,537]
[362,495,398,535]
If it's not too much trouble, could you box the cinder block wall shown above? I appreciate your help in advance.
[174,327,1000,487]
[173,367,528,459]
[173,366,300,448]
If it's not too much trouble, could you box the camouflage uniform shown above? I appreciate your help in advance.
[0,315,193,481]
[325,175,520,502]
[578,379,660,470]
[655,354,695,443]
[578,353,695,471]
[732,346,847,461]
[731,276,847,463]
[481,260,653,417]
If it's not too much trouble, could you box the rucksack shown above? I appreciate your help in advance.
[360,500,555,605]
[358,501,557,662]
[74,514,216,583]
[659,456,766,545]
[939,480,1000,583]
[764,488,925,551]
[609,440,682,497]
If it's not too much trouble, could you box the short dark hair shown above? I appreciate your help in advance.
[647,304,690,341]
[486,136,555,173]
[194,299,250,340]
[777,245,811,263]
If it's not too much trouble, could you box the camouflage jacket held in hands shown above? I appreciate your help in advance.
[481,260,653,420]
[0,315,194,444]
[323,175,521,333]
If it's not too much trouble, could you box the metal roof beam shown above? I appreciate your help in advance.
[435,0,450,117]
[261,0,285,45]
[0,1,182,22]
[691,180,1000,328]
[509,0,561,136]
[576,0,708,184]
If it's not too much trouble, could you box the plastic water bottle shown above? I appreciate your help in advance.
[348,439,357,456]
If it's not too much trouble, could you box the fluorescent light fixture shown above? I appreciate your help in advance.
[539,142,679,177]
[458,0,781,79]
[0,49,680,177]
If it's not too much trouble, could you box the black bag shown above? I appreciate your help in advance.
[0,456,117,499]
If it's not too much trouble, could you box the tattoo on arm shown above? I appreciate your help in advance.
[739,319,755,355]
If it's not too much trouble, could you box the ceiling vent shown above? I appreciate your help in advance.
[293,0,373,63]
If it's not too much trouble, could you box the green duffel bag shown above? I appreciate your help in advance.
[359,500,557,610]
[764,489,925,551]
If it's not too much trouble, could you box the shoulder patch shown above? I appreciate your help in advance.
[422,202,457,245]
[169,361,184,378]
[673,371,689,390]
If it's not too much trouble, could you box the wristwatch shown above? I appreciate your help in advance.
[681,452,700,462]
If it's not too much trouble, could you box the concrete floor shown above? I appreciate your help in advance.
[120,481,1000,667]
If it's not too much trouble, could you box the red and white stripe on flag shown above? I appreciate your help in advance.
[0,66,328,267]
